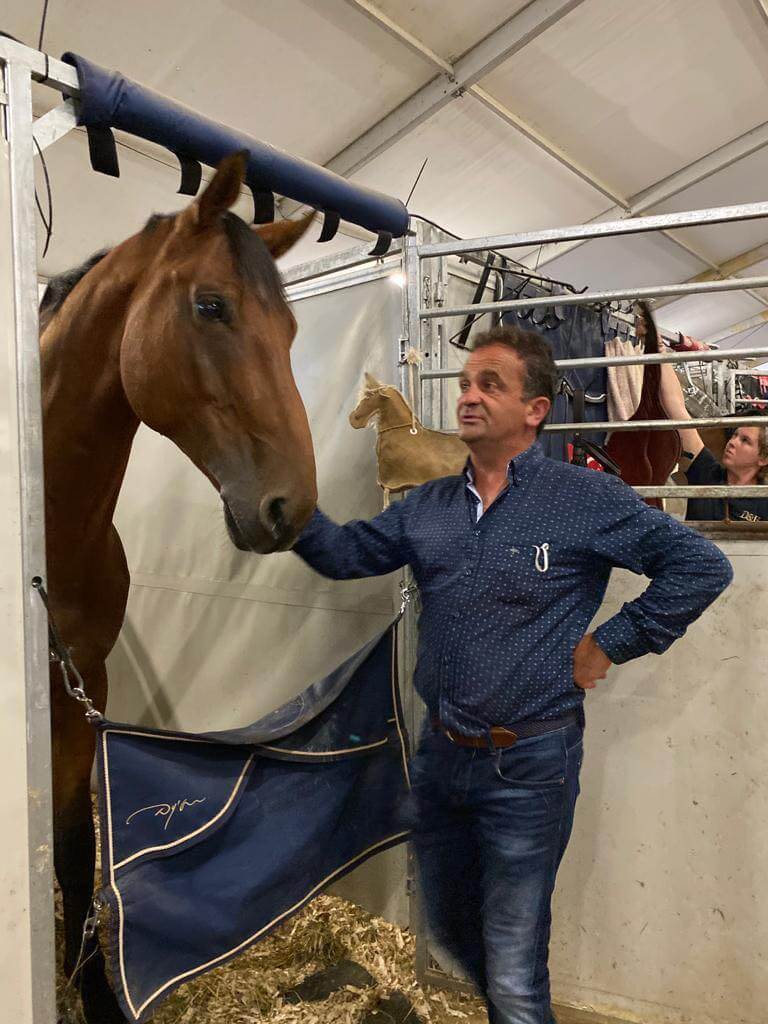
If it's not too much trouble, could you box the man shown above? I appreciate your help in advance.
[659,361,768,522]
[293,325,733,1024]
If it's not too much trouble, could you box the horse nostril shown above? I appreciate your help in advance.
[260,496,287,540]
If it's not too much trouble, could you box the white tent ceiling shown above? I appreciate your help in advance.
[6,0,768,351]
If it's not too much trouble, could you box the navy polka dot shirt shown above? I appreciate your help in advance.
[294,441,733,736]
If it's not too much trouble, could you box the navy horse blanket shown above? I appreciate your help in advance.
[93,621,410,1022]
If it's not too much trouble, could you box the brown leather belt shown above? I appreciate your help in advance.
[432,713,578,749]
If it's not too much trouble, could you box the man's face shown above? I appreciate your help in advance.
[722,427,768,479]
[456,344,549,446]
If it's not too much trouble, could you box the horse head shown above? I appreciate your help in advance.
[349,372,389,428]
[119,153,317,553]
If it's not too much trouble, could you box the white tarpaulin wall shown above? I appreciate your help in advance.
[106,275,409,924]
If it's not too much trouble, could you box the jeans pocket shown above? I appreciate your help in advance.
[493,731,567,790]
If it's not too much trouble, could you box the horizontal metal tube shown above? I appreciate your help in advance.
[282,240,401,285]
[541,416,767,433]
[436,416,766,435]
[421,274,768,319]
[286,262,394,301]
[0,37,80,95]
[633,486,768,498]
[417,200,768,259]
[419,346,768,379]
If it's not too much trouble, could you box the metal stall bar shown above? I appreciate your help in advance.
[423,274,768,319]
[635,486,768,498]
[282,239,403,286]
[417,200,768,259]
[419,346,768,379]
[541,416,768,433]
[0,48,56,1024]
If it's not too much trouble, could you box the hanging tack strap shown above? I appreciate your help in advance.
[247,182,275,224]
[318,210,340,243]
[369,230,392,257]
[175,154,202,196]
[85,126,119,177]
[31,578,103,723]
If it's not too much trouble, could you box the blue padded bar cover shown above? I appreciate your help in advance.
[61,52,410,238]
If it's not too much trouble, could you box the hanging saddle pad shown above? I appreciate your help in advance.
[93,621,410,1022]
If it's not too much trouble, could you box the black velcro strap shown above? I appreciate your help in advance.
[249,186,275,224]
[176,155,202,196]
[318,210,340,243]
[369,231,392,257]
[86,126,119,178]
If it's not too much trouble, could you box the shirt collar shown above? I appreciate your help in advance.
[464,440,543,489]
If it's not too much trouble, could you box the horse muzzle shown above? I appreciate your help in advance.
[222,490,313,553]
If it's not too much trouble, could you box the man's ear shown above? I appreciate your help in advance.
[528,396,551,429]
[255,212,316,259]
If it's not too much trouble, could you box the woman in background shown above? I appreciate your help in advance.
[660,362,768,522]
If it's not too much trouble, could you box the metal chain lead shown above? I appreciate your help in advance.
[31,577,103,722]
[398,579,417,616]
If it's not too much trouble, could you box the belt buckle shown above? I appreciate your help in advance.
[494,727,518,747]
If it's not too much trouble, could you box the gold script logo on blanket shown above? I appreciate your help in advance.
[126,797,207,831]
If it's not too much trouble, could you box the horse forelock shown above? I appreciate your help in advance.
[143,210,288,311]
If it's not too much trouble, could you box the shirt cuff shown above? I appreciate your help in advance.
[593,612,649,665]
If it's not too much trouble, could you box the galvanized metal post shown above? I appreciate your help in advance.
[0,52,56,1023]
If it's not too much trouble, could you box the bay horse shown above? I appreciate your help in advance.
[41,153,317,1023]
[349,373,468,503]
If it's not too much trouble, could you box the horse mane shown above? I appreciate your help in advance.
[39,210,288,333]
[39,249,111,331]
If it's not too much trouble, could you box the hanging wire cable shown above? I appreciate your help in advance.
[33,135,54,258]
[32,0,55,258]
[37,0,50,49]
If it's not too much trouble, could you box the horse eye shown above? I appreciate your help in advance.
[194,294,229,323]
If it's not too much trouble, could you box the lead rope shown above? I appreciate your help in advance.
[32,577,103,723]
[31,578,105,992]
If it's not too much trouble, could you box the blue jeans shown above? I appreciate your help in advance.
[410,720,584,1024]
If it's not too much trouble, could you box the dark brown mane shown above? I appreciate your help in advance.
[39,249,110,330]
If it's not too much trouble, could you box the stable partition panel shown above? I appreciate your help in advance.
[0,124,36,1024]
[108,274,409,923]
[550,540,767,1024]
[0,70,55,1024]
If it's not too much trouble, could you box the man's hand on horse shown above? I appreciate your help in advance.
[573,634,612,690]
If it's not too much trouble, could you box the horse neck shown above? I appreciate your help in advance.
[377,388,420,430]
[41,233,154,544]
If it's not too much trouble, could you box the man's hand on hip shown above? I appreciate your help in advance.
[573,634,612,690]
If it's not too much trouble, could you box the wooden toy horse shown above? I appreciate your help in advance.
[40,153,316,1023]
[349,373,468,503]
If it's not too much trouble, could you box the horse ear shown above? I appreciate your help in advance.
[254,212,315,259]
[179,151,247,233]
[364,372,381,388]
